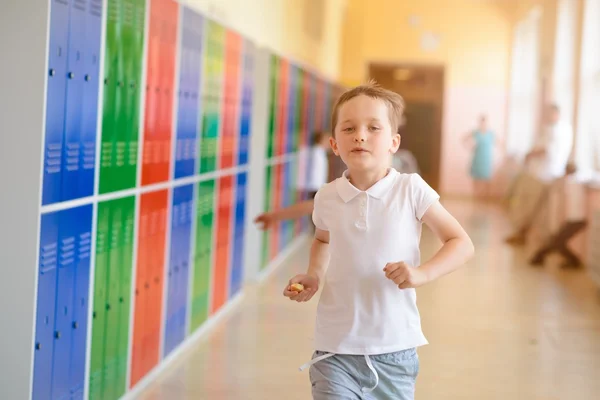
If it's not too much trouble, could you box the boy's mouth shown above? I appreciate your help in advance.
[351,147,369,153]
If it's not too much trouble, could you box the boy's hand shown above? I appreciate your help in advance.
[254,212,276,230]
[283,274,319,302]
[384,262,429,289]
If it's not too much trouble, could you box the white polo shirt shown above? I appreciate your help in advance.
[311,168,439,355]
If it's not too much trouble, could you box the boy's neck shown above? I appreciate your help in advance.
[347,167,390,191]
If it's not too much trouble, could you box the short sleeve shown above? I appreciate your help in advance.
[311,190,328,231]
[410,174,440,220]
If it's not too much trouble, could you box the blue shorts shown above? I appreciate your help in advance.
[306,348,419,399]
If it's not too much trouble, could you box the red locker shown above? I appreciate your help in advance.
[219,31,242,169]
[211,176,234,313]
[131,189,168,386]
[142,0,179,185]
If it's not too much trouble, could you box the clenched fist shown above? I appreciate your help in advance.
[384,262,429,289]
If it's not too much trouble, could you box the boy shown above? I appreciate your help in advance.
[283,82,474,399]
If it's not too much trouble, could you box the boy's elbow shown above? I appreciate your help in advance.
[461,235,475,261]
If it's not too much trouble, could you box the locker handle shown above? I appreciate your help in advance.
[106,304,111,311]
[104,78,109,85]
[93,311,96,319]
[55,331,61,339]
[35,342,41,350]
[72,321,78,329]
[119,297,124,303]
[144,283,149,289]
[85,74,90,82]
[49,69,55,77]
[68,72,74,79]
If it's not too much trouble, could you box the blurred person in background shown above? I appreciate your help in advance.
[505,103,574,245]
[463,114,499,200]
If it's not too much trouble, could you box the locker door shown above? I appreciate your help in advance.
[131,195,151,386]
[277,61,289,157]
[61,1,86,202]
[79,0,104,199]
[69,204,93,399]
[164,188,179,355]
[166,184,193,355]
[99,0,119,194]
[116,197,135,395]
[238,40,253,166]
[230,173,246,297]
[50,207,78,400]
[175,9,203,178]
[260,165,273,269]
[178,191,193,342]
[266,55,279,159]
[42,0,70,205]
[191,180,215,329]
[88,201,111,400]
[102,203,123,400]
[211,176,233,313]
[32,212,59,399]
[148,191,168,371]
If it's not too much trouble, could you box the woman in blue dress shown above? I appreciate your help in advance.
[464,115,498,199]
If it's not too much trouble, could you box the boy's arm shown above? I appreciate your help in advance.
[307,228,330,283]
[254,199,315,230]
[419,201,474,282]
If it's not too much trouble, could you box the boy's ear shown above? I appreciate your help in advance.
[329,136,340,156]
[390,134,401,154]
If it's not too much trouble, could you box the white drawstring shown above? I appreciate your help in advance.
[361,355,379,393]
[299,352,335,371]
[298,353,380,393]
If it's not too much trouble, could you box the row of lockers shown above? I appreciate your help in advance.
[42,0,254,206]
[33,172,248,400]
[265,54,342,160]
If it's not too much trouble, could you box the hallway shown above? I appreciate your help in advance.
[137,200,600,400]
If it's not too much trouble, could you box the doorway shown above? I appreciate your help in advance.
[369,64,445,191]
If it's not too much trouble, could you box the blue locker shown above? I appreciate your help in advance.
[175,9,203,179]
[69,204,93,399]
[238,40,253,166]
[165,184,194,356]
[42,0,70,205]
[230,173,246,296]
[51,208,78,400]
[61,1,86,202]
[78,0,103,198]
[280,162,291,250]
[32,212,60,399]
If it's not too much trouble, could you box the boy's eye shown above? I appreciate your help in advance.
[343,127,354,132]
[369,126,380,131]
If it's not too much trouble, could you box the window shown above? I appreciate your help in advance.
[553,0,577,125]
[575,0,600,176]
[506,10,542,159]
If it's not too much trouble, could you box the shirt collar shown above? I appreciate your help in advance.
[336,168,398,203]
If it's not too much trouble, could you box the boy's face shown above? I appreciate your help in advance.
[330,95,401,172]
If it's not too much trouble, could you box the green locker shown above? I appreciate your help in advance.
[116,197,135,397]
[89,202,111,400]
[294,70,304,153]
[191,179,215,329]
[99,0,146,193]
[266,55,279,159]
[89,196,135,400]
[102,204,122,400]
[261,165,273,269]
[287,160,298,240]
[200,22,224,174]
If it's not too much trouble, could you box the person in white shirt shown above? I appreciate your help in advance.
[283,82,474,399]
[301,131,331,199]
[506,104,574,245]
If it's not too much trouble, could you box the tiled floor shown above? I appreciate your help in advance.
[136,200,600,399]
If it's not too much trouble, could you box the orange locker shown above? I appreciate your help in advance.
[219,32,242,169]
[131,189,168,386]
[211,176,234,313]
[141,0,178,185]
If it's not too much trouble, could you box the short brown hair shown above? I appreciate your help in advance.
[331,80,405,135]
